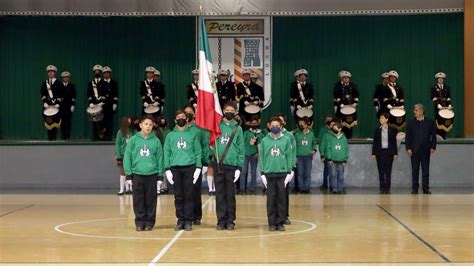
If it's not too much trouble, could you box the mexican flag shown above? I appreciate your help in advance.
[196,17,223,146]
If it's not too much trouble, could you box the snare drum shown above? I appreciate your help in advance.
[389,107,406,118]
[340,105,356,115]
[389,107,406,130]
[43,106,59,117]
[87,105,104,122]
[43,106,61,129]
[438,108,454,119]
[296,107,313,118]
[244,104,261,114]
[144,105,160,114]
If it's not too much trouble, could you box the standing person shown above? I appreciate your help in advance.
[140,67,163,119]
[187,69,200,109]
[371,113,398,194]
[116,117,133,195]
[333,70,359,139]
[164,110,202,231]
[123,115,164,231]
[101,66,119,140]
[318,115,334,191]
[294,118,317,194]
[212,102,244,230]
[384,70,406,131]
[290,69,314,126]
[405,104,437,194]
[373,72,389,118]
[236,68,264,124]
[325,121,349,194]
[87,64,106,140]
[431,72,454,139]
[41,65,62,141]
[58,71,76,140]
[184,105,210,225]
[215,70,236,111]
[260,116,293,232]
[240,117,265,195]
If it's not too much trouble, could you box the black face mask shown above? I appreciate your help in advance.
[159,121,167,128]
[298,125,305,130]
[250,125,259,129]
[176,118,187,127]
[224,112,235,120]
[186,113,194,122]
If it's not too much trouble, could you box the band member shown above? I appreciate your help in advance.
[431,72,454,139]
[216,70,236,111]
[59,71,76,140]
[87,64,106,140]
[187,69,199,109]
[153,69,166,110]
[333,70,359,139]
[373,72,389,118]
[384,70,406,130]
[290,69,314,126]
[250,72,260,84]
[101,66,118,140]
[140,67,163,119]
[237,69,264,124]
[41,65,62,141]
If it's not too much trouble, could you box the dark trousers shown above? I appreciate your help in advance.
[47,128,58,141]
[101,105,114,140]
[322,160,331,187]
[132,174,158,228]
[240,155,258,192]
[193,174,203,221]
[60,110,72,140]
[214,164,237,225]
[436,129,446,139]
[285,183,290,218]
[297,156,313,192]
[375,150,394,192]
[92,121,104,140]
[266,174,287,226]
[411,149,431,192]
[342,126,353,139]
[172,165,195,224]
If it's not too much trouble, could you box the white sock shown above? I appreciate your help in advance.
[119,175,126,193]
[124,177,130,192]
[157,181,161,193]
[207,175,215,192]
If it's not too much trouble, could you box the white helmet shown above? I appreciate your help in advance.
[435,72,446,79]
[241,68,251,75]
[92,64,103,72]
[154,69,161,76]
[102,66,112,73]
[60,71,71,77]
[298,69,308,76]
[381,72,389,78]
[338,70,352,78]
[388,70,399,78]
[192,69,199,75]
[46,65,57,72]
[250,73,258,78]
[218,69,228,76]
[145,66,156,73]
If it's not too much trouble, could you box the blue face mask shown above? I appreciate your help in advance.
[270,127,281,134]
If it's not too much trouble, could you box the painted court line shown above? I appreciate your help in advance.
[0,205,34,218]
[148,196,214,265]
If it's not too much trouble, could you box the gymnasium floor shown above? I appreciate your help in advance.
[0,192,473,265]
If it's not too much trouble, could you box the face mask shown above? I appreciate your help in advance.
[224,112,235,120]
[159,121,167,128]
[186,113,194,122]
[94,73,101,78]
[176,118,187,127]
[250,125,259,129]
[298,125,305,130]
[270,127,281,134]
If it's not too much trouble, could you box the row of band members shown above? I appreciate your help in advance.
[41,64,454,141]
[114,103,437,232]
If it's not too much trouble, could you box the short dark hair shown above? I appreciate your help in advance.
[268,116,282,125]
[380,112,390,119]
[334,121,342,129]
[140,114,155,123]
[184,105,195,113]
[174,109,186,119]
[223,101,237,110]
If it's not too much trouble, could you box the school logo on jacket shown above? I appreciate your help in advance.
[220,133,230,145]
[270,145,281,157]
[140,144,151,157]
[301,139,308,146]
[335,143,341,151]
[177,137,187,149]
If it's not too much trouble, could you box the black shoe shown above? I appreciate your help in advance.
[319,184,328,190]
[386,191,391,194]
[379,191,385,194]
[277,225,286,231]
[226,224,235,230]
[175,223,185,231]
[117,191,125,196]
[247,191,255,195]
[184,223,192,231]
[144,226,153,231]
[411,190,418,194]
[423,190,432,194]
[125,190,132,195]
[340,189,347,194]
[268,226,277,231]
[216,224,225,230]
[331,191,338,194]
[193,220,201,225]
[160,189,168,194]
[284,218,291,225]
[136,226,144,231]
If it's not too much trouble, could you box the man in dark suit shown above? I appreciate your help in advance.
[405,104,437,194]
[372,113,398,194]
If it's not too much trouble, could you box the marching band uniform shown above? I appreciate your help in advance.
[59,71,76,140]
[140,67,163,120]
[101,66,118,140]
[333,71,359,139]
[216,70,236,111]
[87,64,106,140]
[236,69,264,123]
[373,72,389,118]
[290,69,314,126]
[186,69,199,109]
[431,72,454,139]
[41,65,62,141]
[153,69,166,112]
[384,70,406,130]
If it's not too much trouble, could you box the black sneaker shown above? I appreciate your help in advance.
[216,224,225,230]
[175,223,185,231]
[126,190,132,195]
[136,226,144,231]
[284,218,291,225]
[319,184,328,190]
[226,224,235,230]
[268,226,277,231]
[277,225,286,231]
[411,190,418,194]
[144,226,153,231]
[184,223,192,231]
[423,190,432,194]
[193,220,201,225]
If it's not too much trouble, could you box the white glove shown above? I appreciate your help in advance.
[437,104,442,109]
[375,106,379,112]
[244,101,250,106]
[89,103,95,108]
[334,106,337,113]
[113,104,117,111]
[253,100,259,105]
[54,104,60,108]
[165,170,174,185]
[261,175,267,188]
[193,103,197,108]
[291,106,295,113]
[144,102,149,107]
[387,104,393,109]
[70,106,75,112]
[233,170,241,183]
[340,104,345,108]
[193,168,202,184]
[284,173,292,187]
[290,170,295,180]
[157,180,162,189]
[448,105,453,110]
[352,103,357,107]
[153,102,159,107]
[126,180,132,186]
[307,105,313,109]
[202,166,208,176]
[43,103,49,108]
[296,105,302,110]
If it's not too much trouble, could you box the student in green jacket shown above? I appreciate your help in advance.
[318,115,334,190]
[240,116,265,195]
[164,109,202,231]
[277,113,296,225]
[324,120,349,194]
[115,116,134,195]
[260,116,293,231]
[184,105,210,225]
[123,115,164,231]
[294,118,317,194]
[213,102,244,230]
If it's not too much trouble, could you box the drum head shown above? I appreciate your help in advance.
[296,108,313,118]
[244,104,261,114]
[144,106,160,114]
[340,106,356,115]
[390,108,406,117]
[43,107,59,116]
[438,109,454,119]
[87,106,103,114]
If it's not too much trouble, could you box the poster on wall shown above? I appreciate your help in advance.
[204,17,272,109]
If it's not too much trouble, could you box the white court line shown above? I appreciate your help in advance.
[148,196,214,265]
